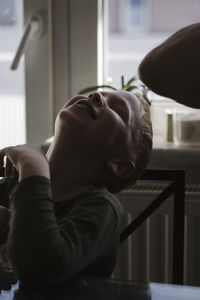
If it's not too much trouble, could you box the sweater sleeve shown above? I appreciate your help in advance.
[0,177,17,207]
[0,178,7,206]
[7,177,119,286]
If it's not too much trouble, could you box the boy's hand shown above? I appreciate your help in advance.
[0,206,10,245]
[0,144,50,182]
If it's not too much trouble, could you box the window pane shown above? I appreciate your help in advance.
[0,0,25,148]
[105,0,200,146]
[106,0,200,91]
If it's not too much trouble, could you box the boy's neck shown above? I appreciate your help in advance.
[46,147,98,202]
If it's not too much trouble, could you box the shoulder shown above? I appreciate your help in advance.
[75,187,124,220]
[59,188,123,245]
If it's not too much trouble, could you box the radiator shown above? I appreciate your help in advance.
[112,180,200,286]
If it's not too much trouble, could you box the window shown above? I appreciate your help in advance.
[0,0,103,147]
[106,0,200,88]
[5,0,199,147]
[22,0,103,145]
[105,0,200,146]
[0,0,25,148]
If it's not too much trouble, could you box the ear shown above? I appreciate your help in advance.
[106,159,135,179]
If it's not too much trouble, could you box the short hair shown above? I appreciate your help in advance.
[107,94,153,193]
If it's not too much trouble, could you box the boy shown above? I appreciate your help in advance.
[0,90,152,287]
[138,23,200,109]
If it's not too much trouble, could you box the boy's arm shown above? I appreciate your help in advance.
[0,178,13,207]
[0,144,50,183]
[0,144,49,210]
[0,178,8,206]
[7,178,119,286]
[0,206,10,245]
[1,144,121,286]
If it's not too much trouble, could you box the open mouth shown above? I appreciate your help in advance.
[76,100,96,119]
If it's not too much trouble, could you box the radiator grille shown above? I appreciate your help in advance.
[121,180,200,195]
[113,181,200,286]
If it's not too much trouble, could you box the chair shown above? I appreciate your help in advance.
[120,169,185,285]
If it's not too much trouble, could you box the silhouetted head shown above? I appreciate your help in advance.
[138,23,200,108]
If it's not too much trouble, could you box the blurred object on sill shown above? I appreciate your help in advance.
[166,109,174,142]
[151,99,200,148]
[173,109,200,146]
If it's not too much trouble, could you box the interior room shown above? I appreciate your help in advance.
[1,0,200,298]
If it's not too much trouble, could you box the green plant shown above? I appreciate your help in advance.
[78,75,151,106]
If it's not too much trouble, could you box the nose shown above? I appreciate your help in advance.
[88,92,105,107]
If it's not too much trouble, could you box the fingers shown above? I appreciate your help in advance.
[5,159,18,179]
[0,149,7,177]
[0,148,5,171]
[0,147,19,179]
[0,144,49,181]
[5,157,12,177]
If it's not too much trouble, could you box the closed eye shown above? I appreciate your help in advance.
[112,105,128,123]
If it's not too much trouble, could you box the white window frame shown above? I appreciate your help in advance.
[23,0,104,144]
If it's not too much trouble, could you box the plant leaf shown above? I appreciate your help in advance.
[121,75,125,89]
[126,76,137,86]
[141,86,151,105]
[125,85,138,91]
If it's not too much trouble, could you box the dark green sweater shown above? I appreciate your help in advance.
[0,176,123,287]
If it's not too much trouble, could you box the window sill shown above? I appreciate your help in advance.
[149,144,200,185]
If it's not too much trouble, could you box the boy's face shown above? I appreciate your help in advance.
[55,91,141,162]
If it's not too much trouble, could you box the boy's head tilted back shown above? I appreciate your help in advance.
[49,90,152,194]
